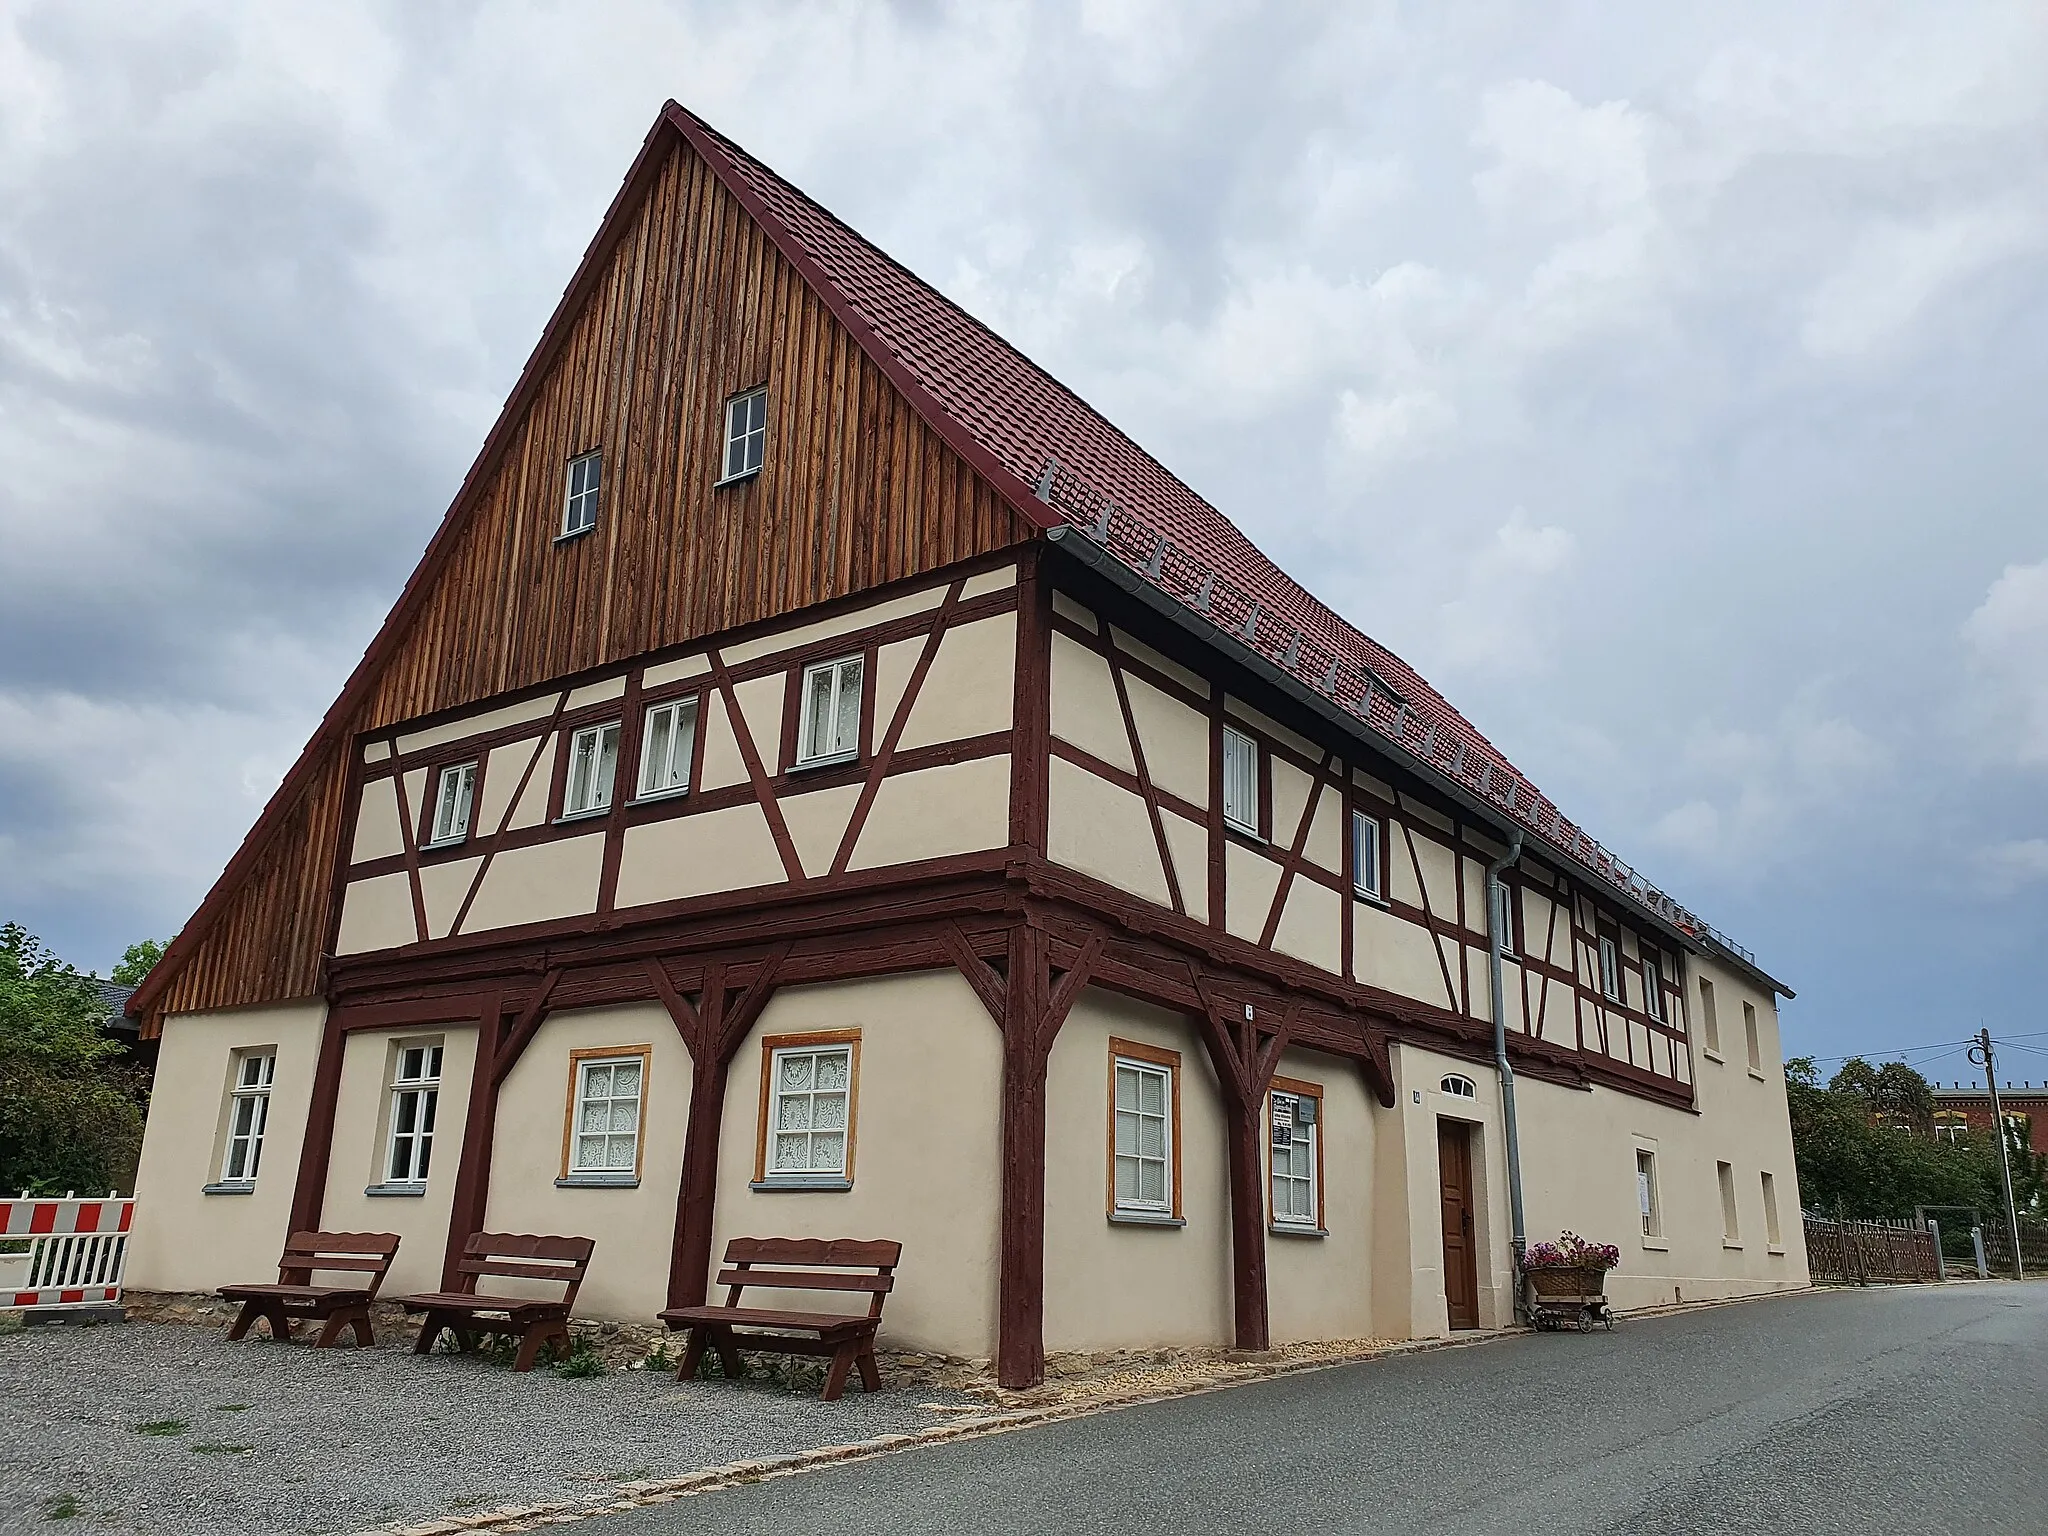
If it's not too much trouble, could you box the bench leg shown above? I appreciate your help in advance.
[821,1339,858,1402]
[261,1304,295,1343]
[676,1325,707,1383]
[712,1326,744,1383]
[225,1300,262,1343]
[855,1337,881,1395]
[314,1306,374,1349]
[413,1310,448,1356]
[513,1319,567,1373]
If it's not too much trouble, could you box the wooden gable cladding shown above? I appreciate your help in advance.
[142,128,1032,1032]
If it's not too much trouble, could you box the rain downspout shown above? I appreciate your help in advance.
[1488,828,1529,1323]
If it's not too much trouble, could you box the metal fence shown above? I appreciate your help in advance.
[1979,1216,2048,1275]
[1802,1212,1940,1285]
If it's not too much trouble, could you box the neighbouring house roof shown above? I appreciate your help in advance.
[94,981,137,1035]
[670,105,1783,995]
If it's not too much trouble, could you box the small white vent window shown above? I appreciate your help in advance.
[1599,936,1621,1001]
[1491,882,1514,954]
[1642,953,1664,1021]
[638,697,697,799]
[1222,726,1259,836]
[1638,1148,1661,1237]
[564,721,621,816]
[797,655,863,766]
[1352,809,1381,900]
[722,387,768,482]
[1440,1073,1477,1099]
[428,762,476,847]
[562,450,602,537]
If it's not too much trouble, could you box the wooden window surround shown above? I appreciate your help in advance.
[557,1045,651,1187]
[1268,1075,1325,1236]
[1106,1037,1184,1225]
[752,1028,861,1190]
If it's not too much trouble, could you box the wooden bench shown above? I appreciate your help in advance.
[658,1238,901,1401]
[218,1231,401,1348]
[395,1232,594,1372]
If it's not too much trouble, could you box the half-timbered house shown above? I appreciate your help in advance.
[127,102,1809,1385]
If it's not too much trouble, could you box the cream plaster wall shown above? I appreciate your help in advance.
[779,782,865,879]
[459,832,604,934]
[718,583,944,669]
[421,856,484,940]
[697,691,752,793]
[1043,990,1231,1352]
[1264,1048,1378,1343]
[336,871,417,956]
[128,1001,327,1294]
[1047,757,1169,907]
[1354,902,1451,1007]
[319,1025,478,1297]
[847,755,1009,870]
[398,692,561,756]
[1162,811,1209,924]
[1123,672,1209,809]
[710,972,1002,1359]
[351,776,405,864]
[483,1004,692,1321]
[643,652,710,689]
[1109,625,1209,700]
[615,804,785,907]
[477,735,550,834]
[1273,879,1341,973]
[899,613,1015,749]
[1049,631,1134,772]
[1223,842,1281,946]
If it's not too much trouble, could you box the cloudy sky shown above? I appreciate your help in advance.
[3,1,2044,1084]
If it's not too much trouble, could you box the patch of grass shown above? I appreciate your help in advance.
[0,1311,26,1337]
[190,1443,251,1455]
[134,1420,188,1437]
[41,1494,81,1520]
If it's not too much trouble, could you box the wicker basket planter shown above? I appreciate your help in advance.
[1523,1265,1608,1300]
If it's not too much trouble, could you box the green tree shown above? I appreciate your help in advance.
[109,938,170,988]
[0,923,147,1195]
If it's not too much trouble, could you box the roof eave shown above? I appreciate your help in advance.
[1045,526,1793,1001]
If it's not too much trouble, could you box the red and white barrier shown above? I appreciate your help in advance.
[0,1194,133,1310]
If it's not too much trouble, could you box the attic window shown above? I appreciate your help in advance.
[561,450,602,538]
[720,387,768,484]
[1441,1074,1477,1099]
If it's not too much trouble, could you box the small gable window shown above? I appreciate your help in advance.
[1599,936,1621,1001]
[1221,726,1259,836]
[1642,952,1665,1021]
[427,762,477,847]
[721,387,768,483]
[1351,809,1382,901]
[562,450,602,537]
[1440,1073,1477,1099]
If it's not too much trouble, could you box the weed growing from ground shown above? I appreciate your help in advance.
[41,1494,80,1520]
[133,1420,187,1437]
[639,1338,676,1371]
[553,1335,606,1379]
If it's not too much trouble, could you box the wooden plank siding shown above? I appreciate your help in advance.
[149,134,1031,1029]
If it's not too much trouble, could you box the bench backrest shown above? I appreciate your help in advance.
[277,1230,402,1295]
[718,1237,902,1318]
[454,1232,595,1308]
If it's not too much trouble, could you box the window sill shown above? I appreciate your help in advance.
[788,751,858,775]
[626,788,689,808]
[1640,1237,1669,1251]
[364,1182,426,1199]
[1702,1049,1725,1063]
[201,1182,255,1196]
[713,468,762,490]
[1747,1069,1767,1082]
[1352,888,1390,910]
[1270,1224,1327,1240]
[1222,822,1264,846]
[419,837,467,853]
[556,1173,640,1189]
[1108,1211,1185,1228]
[553,807,611,826]
[554,525,596,546]
[750,1177,853,1193]
[1767,1245,1787,1256]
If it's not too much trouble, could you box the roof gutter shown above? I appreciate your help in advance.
[1044,525,1791,999]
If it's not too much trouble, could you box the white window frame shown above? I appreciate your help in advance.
[219,1051,276,1185]
[1491,881,1515,956]
[383,1041,443,1186]
[1268,1088,1320,1231]
[1637,1148,1661,1238]
[763,1040,856,1183]
[563,720,621,817]
[1717,1160,1741,1242]
[636,697,697,800]
[720,387,768,484]
[567,1052,647,1179]
[1112,1056,1176,1217]
[1351,808,1382,900]
[1642,952,1664,1021]
[427,761,477,847]
[1599,936,1621,1001]
[562,449,602,537]
[1440,1073,1477,1099]
[795,655,863,767]
[1222,725,1259,837]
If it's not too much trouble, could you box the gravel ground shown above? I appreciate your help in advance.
[0,1321,982,1535]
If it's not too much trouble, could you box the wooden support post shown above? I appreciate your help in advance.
[440,994,504,1289]
[287,1004,350,1235]
[996,923,1050,1390]
[668,1051,731,1312]
[1219,1089,1269,1353]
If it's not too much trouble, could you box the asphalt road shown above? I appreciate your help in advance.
[605,1283,2048,1535]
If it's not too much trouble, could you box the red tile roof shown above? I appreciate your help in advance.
[670,106,1772,983]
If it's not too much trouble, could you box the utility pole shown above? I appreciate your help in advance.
[1969,1029,2025,1280]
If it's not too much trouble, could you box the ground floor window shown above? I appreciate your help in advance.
[1109,1038,1182,1220]
[1636,1147,1661,1238]
[220,1050,276,1185]
[564,1047,649,1180]
[384,1040,443,1185]
[755,1031,860,1186]
[1269,1078,1322,1231]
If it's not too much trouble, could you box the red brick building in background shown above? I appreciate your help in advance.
[1932,1083,2048,1154]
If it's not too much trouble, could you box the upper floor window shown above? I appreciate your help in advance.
[564,721,621,816]
[1351,809,1382,900]
[1642,952,1664,1021]
[721,387,768,483]
[1491,882,1515,955]
[1699,977,1721,1055]
[384,1041,442,1186]
[797,655,862,766]
[1743,1001,1762,1073]
[562,450,602,537]
[638,697,698,799]
[1221,725,1259,836]
[427,762,476,847]
[220,1050,276,1185]
[1598,936,1621,1001]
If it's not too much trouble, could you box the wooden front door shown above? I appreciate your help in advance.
[1438,1120,1480,1330]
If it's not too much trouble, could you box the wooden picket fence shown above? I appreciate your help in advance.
[1802,1212,1940,1285]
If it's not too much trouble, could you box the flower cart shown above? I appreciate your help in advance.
[1520,1232,1618,1332]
